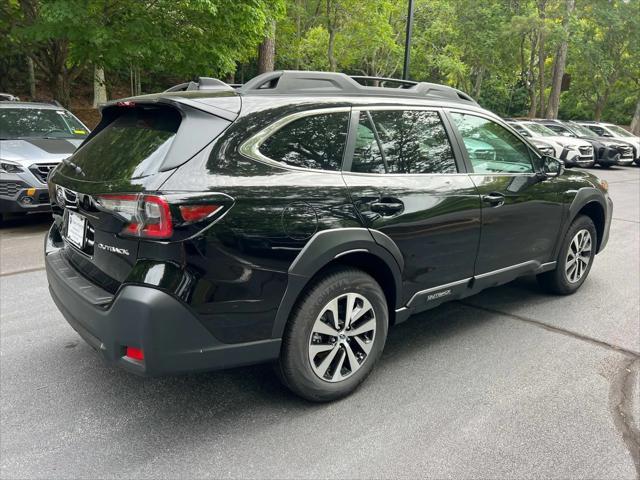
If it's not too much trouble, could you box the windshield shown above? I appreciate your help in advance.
[508,123,530,136]
[0,108,89,140]
[605,124,635,137]
[566,122,598,138]
[523,122,557,137]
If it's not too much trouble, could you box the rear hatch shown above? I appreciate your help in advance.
[48,94,239,293]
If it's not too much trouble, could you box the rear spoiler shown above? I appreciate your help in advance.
[164,77,243,92]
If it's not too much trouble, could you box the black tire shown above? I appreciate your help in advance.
[278,267,388,402]
[537,214,597,295]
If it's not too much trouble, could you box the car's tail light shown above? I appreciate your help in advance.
[97,193,225,240]
[179,204,221,223]
[97,194,173,239]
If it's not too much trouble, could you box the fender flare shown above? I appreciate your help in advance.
[270,227,404,338]
[568,187,606,220]
[553,186,608,258]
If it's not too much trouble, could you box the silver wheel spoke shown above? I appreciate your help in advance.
[317,346,340,378]
[331,349,347,381]
[349,298,373,327]
[326,298,340,330]
[347,317,375,336]
[312,320,338,337]
[309,343,335,357]
[353,335,373,355]
[344,341,362,374]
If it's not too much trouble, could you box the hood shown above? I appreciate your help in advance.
[546,136,590,148]
[0,138,83,167]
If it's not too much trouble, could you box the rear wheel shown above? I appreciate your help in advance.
[537,215,597,294]
[278,267,388,402]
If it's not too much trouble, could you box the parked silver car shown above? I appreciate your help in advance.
[0,102,89,220]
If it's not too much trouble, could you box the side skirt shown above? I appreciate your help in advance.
[395,260,557,323]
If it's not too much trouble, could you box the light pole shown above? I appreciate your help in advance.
[402,0,415,80]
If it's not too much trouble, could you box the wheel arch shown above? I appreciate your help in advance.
[271,228,403,338]
[568,187,607,252]
[576,201,605,251]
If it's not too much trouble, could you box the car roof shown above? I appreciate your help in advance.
[0,101,64,110]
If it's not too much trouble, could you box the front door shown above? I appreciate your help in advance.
[342,108,482,309]
[447,111,563,280]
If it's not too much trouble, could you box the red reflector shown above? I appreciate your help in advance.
[179,204,221,223]
[125,346,144,361]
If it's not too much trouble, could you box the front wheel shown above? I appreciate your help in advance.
[278,267,388,402]
[537,215,597,294]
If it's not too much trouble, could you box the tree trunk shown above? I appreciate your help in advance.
[472,66,485,99]
[528,89,538,118]
[295,0,302,70]
[327,27,337,71]
[630,98,640,135]
[537,32,545,115]
[93,65,107,107]
[594,90,610,121]
[257,20,276,74]
[537,0,547,116]
[50,72,71,107]
[546,0,575,119]
[27,56,36,99]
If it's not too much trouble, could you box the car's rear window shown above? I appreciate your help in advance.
[59,106,181,181]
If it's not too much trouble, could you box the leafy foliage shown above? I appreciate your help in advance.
[0,0,638,124]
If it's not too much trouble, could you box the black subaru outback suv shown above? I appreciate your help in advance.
[46,71,612,401]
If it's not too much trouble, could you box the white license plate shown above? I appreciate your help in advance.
[67,211,86,249]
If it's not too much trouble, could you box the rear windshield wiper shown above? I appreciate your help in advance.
[62,157,86,177]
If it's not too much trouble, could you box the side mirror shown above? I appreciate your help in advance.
[540,155,564,177]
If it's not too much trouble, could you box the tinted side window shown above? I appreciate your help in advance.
[351,112,386,173]
[259,112,349,171]
[359,110,456,174]
[450,113,534,174]
[589,125,605,136]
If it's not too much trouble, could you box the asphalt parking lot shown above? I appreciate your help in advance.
[1,166,639,479]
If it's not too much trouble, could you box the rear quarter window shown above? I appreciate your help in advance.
[258,111,349,171]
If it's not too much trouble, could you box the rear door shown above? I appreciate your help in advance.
[446,110,563,284]
[342,107,481,309]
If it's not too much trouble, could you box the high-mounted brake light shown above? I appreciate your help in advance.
[116,101,136,107]
[97,194,173,239]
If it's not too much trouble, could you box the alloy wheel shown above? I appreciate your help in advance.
[308,293,376,382]
[565,228,592,283]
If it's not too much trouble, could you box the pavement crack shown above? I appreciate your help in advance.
[458,301,640,358]
[0,266,46,277]
[609,357,640,478]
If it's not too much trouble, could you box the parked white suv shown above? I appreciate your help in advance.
[509,120,595,168]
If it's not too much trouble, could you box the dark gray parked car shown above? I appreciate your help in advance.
[0,102,89,220]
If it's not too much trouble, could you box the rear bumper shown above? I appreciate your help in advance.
[45,240,281,376]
